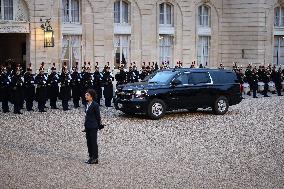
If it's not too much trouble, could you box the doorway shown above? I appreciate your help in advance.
[0,33,28,70]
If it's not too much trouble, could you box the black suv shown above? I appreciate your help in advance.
[114,68,242,119]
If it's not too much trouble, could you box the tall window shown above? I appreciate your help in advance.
[159,3,172,25]
[62,35,82,69]
[159,35,173,64]
[63,0,80,23]
[114,0,129,24]
[198,5,210,27]
[114,35,130,68]
[273,36,284,65]
[275,7,284,27]
[0,0,13,20]
[197,36,210,66]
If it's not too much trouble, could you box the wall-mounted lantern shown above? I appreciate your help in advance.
[41,18,55,48]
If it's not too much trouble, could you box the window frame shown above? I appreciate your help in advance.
[159,35,173,65]
[274,6,284,27]
[159,2,173,26]
[114,0,130,24]
[0,0,14,21]
[198,5,211,27]
[63,0,81,24]
[114,35,131,69]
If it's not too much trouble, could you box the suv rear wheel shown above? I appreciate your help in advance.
[213,96,229,115]
[147,99,166,120]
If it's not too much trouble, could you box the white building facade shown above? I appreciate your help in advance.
[0,0,283,72]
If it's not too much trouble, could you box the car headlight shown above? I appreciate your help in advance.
[134,90,148,98]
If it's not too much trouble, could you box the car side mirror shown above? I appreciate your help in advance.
[171,79,182,86]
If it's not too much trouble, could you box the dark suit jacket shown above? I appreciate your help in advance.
[84,101,101,130]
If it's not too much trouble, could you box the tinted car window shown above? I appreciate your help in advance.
[189,72,211,84]
[210,71,239,84]
[176,73,189,85]
[147,71,177,84]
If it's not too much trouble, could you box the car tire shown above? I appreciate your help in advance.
[147,99,166,120]
[213,96,229,115]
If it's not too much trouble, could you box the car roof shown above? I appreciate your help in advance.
[161,68,234,73]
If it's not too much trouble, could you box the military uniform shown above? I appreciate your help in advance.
[102,66,114,107]
[70,65,82,108]
[35,68,47,112]
[10,68,24,114]
[0,68,11,113]
[81,66,93,106]
[47,65,59,109]
[23,67,35,111]
[93,66,103,105]
[60,67,71,111]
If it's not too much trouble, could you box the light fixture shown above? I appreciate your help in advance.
[41,18,55,48]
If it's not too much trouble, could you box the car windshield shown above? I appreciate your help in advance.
[146,71,177,84]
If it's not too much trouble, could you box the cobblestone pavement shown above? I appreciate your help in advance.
[0,95,283,189]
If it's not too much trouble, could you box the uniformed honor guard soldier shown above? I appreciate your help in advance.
[132,62,140,82]
[0,66,11,113]
[102,63,114,107]
[115,63,127,86]
[23,64,35,111]
[10,65,24,114]
[139,63,148,81]
[93,62,103,106]
[81,62,93,106]
[127,63,135,83]
[81,62,87,106]
[35,63,47,112]
[60,63,71,111]
[70,62,82,108]
[47,63,59,109]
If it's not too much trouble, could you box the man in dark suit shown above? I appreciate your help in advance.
[84,89,102,165]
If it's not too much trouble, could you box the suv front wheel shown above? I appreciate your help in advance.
[213,96,229,115]
[147,99,166,120]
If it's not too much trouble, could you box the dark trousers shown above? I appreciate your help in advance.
[263,83,269,97]
[73,98,80,108]
[86,129,98,160]
[26,100,33,111]
[14,103,21,113]
[253,89,257,98]
[2,100,9,112]
[50,98,57,108]
[38,101,45,111]
[62,99,69,110]
[105,98,112,107]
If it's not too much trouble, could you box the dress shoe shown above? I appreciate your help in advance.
[51,107,59,109]
[63,108,71,111]
[85,159,98,164]
[82,129,86,132]
[264,95,270,97]
[39,110,47,112]
[14,112,23,114]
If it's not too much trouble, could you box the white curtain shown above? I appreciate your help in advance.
[114,35,129,67]
[166,4,171,25]
[273,36,284,66]
[197,36,210,66]
[62,0,69,22]
[114,1,120,23]
[71,0,79,23]
[61,35,82,69]
[159,35,173,64]
[159,3,164,24]
[4,0,13,20]
[61,36,69,60]
[122,1,128,24]
[199,5,210,27]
